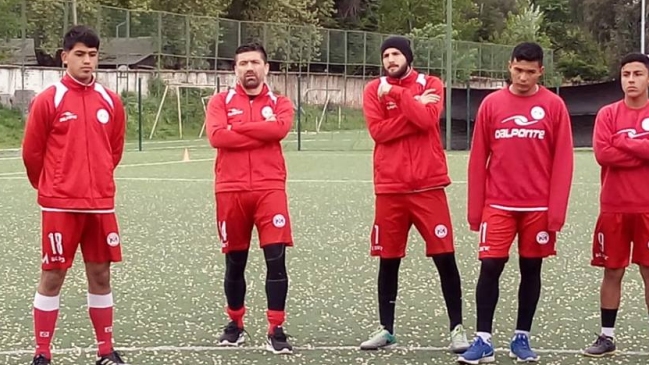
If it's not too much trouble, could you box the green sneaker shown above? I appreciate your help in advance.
[449,324,470,353]
[360,328,397,350]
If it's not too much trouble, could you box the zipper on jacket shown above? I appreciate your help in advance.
[248,99,253,190]
[82,88,94,201]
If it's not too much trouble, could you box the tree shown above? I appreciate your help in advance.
[492,0,551,48]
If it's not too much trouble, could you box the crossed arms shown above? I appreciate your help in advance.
[206,93,294,150]
[362,77,444,144]
[593,108,649,167]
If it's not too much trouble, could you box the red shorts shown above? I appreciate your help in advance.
[477,206,556,259]
[370,189,455,258]
[591,212,649,269]
[41,211,122,270]
[216,190,293,253]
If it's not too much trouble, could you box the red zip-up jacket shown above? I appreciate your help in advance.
[206,83,293,192]
[22,73,126,211]
[593,100,649,213]
[362,70,448,194]
[467,86,574,232]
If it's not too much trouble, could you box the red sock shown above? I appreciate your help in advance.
[267,310,285,334]
[33,293,60,359]
[88,293,114,356]
[227,306,245,328]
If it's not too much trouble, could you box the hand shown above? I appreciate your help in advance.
[378,82,392,98]
[418,89,440,104]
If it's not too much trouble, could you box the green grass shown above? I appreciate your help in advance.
[0,87,366,149]
[1,147,649,364]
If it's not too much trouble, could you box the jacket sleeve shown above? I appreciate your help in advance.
[363,82,422,144]
[231,96,293,142]
[613,133,649,160]
[467,99,490,232]
[547,100,574,232]
[111,95,126,167]
[22,94,52,189]
[387,76,444,130]
[593,107,644,167]
[205,94,265,149]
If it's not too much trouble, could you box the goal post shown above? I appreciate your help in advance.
[149,82,220,139]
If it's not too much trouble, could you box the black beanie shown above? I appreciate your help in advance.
[381,36,413,65]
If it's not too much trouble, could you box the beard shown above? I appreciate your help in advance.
[241,73,261,89]
[385,63,408,79]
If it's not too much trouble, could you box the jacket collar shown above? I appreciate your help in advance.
[61,71,96,91]
[234,81,270,97]
[384,68,418,85]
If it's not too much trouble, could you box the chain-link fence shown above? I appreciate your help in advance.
[0,0,559,151]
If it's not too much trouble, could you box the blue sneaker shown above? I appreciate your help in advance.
[457,336,495,364]
[509,333,540,362]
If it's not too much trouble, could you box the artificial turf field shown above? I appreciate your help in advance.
[1,135,649,365]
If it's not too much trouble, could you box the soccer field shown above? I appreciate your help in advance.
[1,140,648,365]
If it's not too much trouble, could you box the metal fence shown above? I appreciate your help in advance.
[0,0,561,152]
[0,0,557,83]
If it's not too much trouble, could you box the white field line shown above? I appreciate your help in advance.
[0,174,600,186]
[0,345,647,356]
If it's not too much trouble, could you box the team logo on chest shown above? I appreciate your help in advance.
[97,108,109,124]
[261,106,274,119]
[495,105,546,140]
[616,117,649,138]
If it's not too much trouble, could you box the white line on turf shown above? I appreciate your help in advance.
[0,345,647,356]
[0,175,600,185]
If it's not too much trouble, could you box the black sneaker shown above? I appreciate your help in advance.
[266,326,293,354]
[30,355,51,365]
[582,334,616,357]
[95,350,128,365]
[217,321,245,346]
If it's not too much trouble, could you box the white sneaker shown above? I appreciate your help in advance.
[449,324,470,353]
[359,328,397,350]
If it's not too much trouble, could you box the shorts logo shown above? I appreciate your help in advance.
[219,221,228,248]
[536,231,549,245]
[97,108,110,124]
[273,214,286,228]
[435,224,448,238]
[106,232,120,247]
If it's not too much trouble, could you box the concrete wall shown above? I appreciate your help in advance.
[0,65,507,110]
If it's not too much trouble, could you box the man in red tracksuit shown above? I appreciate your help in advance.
[21,25,127,365]
[582,53,649,357]
[460,42,573,364]
[359,36,470,353]
[205,42,294,355]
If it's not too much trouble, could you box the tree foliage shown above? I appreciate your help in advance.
[2,0,644,81]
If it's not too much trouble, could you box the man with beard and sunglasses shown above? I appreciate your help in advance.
[205,42,294,355]
[359,35,470,353]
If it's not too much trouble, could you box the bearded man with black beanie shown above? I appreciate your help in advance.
[359,35,470,353]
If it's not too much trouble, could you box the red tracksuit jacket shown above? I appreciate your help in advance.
[206,83,294,192]
[22,73,126,211]
[467,86,574,232]
[362,70,449,194]
[593,100,649,213]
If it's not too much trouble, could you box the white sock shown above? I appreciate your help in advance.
[476,331,492,342]
[601,327,615,338]
[514,330,530,339]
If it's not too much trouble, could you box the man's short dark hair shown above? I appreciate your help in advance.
[235,42,268,63]
[63,25,100,51]
[620,52,649,71]
[510,42,544,65]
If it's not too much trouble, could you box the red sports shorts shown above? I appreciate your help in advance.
[41,211,122,270]
[215,190,293,253]
[591,212,649,269]
[370,189,455,259]
[477,206,556,259]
